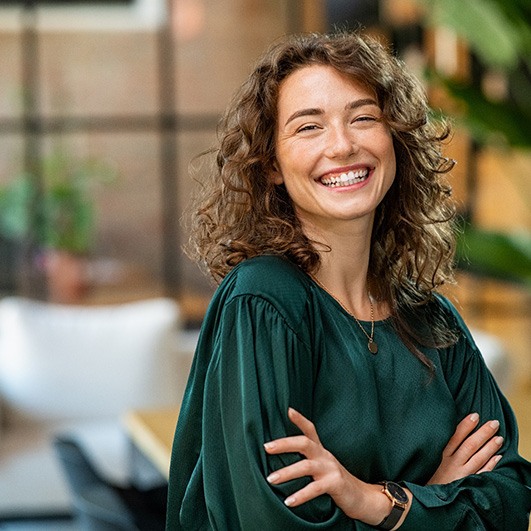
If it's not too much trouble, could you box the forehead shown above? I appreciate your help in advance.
[277,64,377,114]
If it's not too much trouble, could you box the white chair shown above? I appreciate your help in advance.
[0,296,191,520]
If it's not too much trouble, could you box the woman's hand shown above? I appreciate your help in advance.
[428,413,503,485]
[264,408,410,527]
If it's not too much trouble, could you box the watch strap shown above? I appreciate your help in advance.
[376,505,403,530]
[376,481,407,530]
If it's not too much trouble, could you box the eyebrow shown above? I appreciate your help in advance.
[284,98,379,127]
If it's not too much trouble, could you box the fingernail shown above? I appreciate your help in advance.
[489,420,500,429]
[495,436,504,445]
[470,413,479,422]
[284,496,296,506]
[267,473,279,483]
[494,455,502,464]
[264,442,276,450]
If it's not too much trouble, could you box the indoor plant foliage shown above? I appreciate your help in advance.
[0,151,113,253]
[416,0,531,285]
[419,0,531,148]
[0,150,115,301]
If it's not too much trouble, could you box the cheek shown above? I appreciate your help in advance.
[387,148,397,180]
[384,156,397,195]
[275,143,314,180]
[380,134,396,178]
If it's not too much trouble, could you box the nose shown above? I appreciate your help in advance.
[324,124,357,159]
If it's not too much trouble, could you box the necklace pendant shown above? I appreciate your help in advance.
[368,340,378,354]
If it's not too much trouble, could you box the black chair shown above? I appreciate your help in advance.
[53,436,167,531]
[0,236,19,296]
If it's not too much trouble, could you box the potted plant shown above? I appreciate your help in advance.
[0,150,115,303]
[413,0,531,286]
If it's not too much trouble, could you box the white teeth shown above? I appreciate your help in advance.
[321,168,369,187]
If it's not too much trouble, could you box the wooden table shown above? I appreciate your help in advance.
[123,407,180,480]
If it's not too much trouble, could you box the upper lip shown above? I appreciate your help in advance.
[317,164,373,181]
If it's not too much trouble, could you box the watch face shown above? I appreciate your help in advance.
[387,482,409,504]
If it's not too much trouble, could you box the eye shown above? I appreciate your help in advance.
[354,115,377,123]
[296,124,320,133]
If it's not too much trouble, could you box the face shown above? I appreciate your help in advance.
[273,64,396,234]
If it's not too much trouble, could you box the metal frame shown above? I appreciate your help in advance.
[0,1,221,298]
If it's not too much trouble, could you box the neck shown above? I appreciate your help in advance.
[302,217,376,320]
[301,216,390,321]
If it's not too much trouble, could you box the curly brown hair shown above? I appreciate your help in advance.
[187,31,458,363]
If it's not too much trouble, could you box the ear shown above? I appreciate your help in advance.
[269,161,284,185]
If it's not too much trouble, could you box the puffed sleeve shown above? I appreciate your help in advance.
[201,294,364,529]
[401,300,531,530]
[167,289,369,530]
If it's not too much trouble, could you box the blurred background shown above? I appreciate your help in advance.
[0,0,529,529]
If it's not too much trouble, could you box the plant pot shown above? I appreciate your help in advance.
[43,249,89,304]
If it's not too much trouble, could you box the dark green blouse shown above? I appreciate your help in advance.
[166,255,531,530]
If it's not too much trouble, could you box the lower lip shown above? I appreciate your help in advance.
[319,170,373,191]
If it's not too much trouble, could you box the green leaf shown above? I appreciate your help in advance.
[0,151,115,254]
[422,0,522,68]
[456,225,531,286]
[0,177,36,239]
[434,75,531,147]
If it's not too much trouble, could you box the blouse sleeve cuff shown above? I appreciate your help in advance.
[397,481,465,530]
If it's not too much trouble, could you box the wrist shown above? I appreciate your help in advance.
[374,482,411,530]
[344,482,393,526]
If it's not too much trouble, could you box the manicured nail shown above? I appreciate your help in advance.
[494,455,502,464]
[470,413,479,422]
[267,473,279,483]
[489,420,500,429]
[284,496,296,506]
[495,436,504,445]
[264,442,276,450]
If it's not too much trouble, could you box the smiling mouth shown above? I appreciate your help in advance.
[320,168,370,188]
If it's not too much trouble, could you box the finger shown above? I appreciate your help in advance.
[453,420,500,463]
[477,454,502,474]
[443,413,480,456]
[464,435,504,473]
[283,480,327,508]
[266,459,316,485]
[264,435,319,458]
[288,408,321,444]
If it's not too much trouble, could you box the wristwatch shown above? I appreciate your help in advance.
[375,481,409,530]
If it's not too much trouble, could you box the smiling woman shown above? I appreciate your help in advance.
[272,65,396,237]
[166,31,531,531]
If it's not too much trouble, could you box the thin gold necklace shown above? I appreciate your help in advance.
[310,274,378,354]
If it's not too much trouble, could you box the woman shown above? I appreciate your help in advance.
[166,31,530,530]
